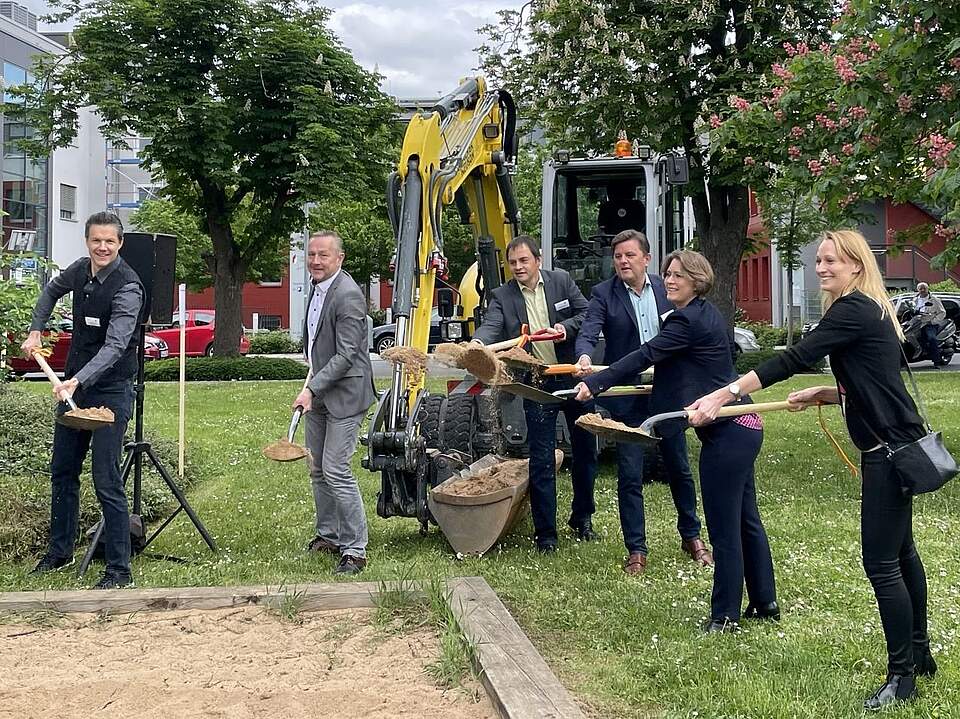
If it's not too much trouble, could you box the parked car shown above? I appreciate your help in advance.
[371,309,449,354]
[150,309,251,357]
[7,316,169,375]
[733,326,761,355]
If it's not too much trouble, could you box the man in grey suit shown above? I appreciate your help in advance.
[294,230,376,575]
[471,235,598,554]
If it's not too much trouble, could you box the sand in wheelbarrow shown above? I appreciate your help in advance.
[433,458,530,497]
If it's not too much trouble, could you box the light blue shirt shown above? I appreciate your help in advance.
[625,276,660,344]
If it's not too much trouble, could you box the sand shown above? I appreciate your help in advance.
[58,406,115,430]
[381,346,429,383]
[0,607,496,719]
[262,438,308,462]
[495,346,545,371]
[434,459,530,497]
[575,413,655,444]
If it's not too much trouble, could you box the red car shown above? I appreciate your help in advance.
[150,309,250,357]
[7,316,169,376]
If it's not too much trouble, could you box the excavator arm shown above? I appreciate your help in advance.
[364,77,519,527]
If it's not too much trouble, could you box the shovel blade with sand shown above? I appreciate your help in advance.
[576,400,793,448]
[263,407,309,462]
[31,350,114,431]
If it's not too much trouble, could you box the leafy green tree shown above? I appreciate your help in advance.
[7,0,395,355]
[478,0,835,322]
[0,253,61,380]
[130,198,286,291]
[717,1,960,267]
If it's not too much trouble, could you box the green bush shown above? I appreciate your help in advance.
[247,330,303,354]
[144,356,308,381]
[735,348,825,374]
[739,320,791,350]
[0,385,208,561]
[929,279,960,293]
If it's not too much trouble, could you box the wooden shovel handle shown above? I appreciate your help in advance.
[715,400,793,417]
[31,350,79,412]
[543,363,610,376]
[485,336,524,352]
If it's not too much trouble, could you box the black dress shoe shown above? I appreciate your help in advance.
[569,518,600,542]
[744,600,781,621]
[30,554,74,575]
[915,649,938,678]
[702,617,739,634]
[863,674,916,711]
[536,541,557,554]
[93,573,135,590]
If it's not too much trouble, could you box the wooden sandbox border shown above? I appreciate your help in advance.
[0,576,584,719]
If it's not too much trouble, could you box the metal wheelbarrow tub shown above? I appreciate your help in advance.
[428,450,563,556]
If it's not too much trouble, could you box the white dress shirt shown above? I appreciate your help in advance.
[306,269,341,373]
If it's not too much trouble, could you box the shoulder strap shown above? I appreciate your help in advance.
[899,345,933,432]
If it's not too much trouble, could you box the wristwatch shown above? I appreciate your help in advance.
[727,382,742,401]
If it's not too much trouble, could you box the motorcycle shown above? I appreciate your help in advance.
[899,305,956,365]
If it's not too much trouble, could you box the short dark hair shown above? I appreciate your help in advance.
[611,229,650,254]
[85,211,124,242]
[506,234,541,259]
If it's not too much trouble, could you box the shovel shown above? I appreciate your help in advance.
[31,350,114,430]
[263,377,310,462]
[543,363,609,376]
[576,400,793,448]
[554,384,652,399]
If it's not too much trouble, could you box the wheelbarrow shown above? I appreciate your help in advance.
[428,449,564,556]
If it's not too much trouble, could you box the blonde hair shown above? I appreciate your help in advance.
[662,249,714,296]
[820,230,904,341]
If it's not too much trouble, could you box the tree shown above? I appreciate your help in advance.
[478,0,835,323]
[754,178,827,345]
[8,0,396,355]
[130,198,286,291]
[309,199,394,301]
[0,253,61,381]
[717,1,960,267]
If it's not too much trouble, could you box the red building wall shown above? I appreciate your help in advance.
[186,269,290,330]
[884,201,960,284]
[736,190,773,322]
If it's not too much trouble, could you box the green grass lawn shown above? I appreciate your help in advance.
[4,375,960,718]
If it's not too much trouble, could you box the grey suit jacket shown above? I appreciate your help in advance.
[303,270,377,418]
[471,268,588,364]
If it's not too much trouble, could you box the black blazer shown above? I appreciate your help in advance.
[584,296,739,436]
[575,274,672,364]
[472,268,588,364]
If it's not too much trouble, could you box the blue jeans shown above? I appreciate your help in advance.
[920,324,940,363]
[49,381,134,577]
[612,402,702,554]
[696,420,776,621]
[523,376,598,545]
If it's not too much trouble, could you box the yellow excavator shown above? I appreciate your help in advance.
[364,77,690,534]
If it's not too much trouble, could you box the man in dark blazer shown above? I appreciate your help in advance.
[472,235,597,553]
[295,230,377,575]
[574,230,712,575]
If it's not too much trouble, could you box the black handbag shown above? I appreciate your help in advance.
[870,354,958,496]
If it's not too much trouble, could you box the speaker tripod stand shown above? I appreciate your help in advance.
[77,326,216,577]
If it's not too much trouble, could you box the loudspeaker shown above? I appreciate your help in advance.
[120,232,177,326]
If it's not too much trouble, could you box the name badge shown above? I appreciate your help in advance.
[554,299,570,311]
[84,316,102,327]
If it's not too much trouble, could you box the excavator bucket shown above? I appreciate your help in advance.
[428,449,563,556]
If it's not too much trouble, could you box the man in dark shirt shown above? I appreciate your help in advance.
[21,212,144,589]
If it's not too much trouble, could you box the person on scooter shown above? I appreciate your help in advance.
[913,283,946,366]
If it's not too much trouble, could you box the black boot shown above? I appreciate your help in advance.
[744,600,781,621]
[863,674,916,711]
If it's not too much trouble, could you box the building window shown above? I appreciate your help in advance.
[259,315,282,330]
[60,184,77,221]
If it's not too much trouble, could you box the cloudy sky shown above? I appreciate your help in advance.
[23,0,525,99]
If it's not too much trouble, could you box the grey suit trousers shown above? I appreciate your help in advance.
[304,405,368,558]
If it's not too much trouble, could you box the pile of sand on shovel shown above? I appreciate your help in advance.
[433,342,512,385]
[58,406,115,430]
[496,345,546,372]
[262,438,308,462]
[576,412,653,443]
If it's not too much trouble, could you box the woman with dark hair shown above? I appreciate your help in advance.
[575,249,777,632]
[687,230,935,710]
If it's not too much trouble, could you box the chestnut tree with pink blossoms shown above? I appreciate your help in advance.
[478,0,834,323]
[716,1,960,267]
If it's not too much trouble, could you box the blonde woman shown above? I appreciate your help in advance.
[688,230,935,711]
